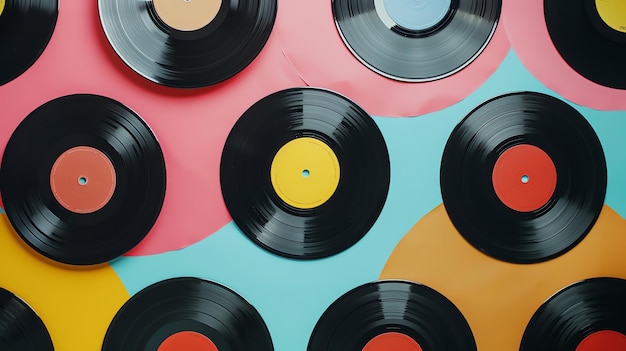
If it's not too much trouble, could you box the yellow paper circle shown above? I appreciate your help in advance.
[0,214,129,350]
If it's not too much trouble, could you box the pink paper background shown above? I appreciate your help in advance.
[0,0,304,255]
[276,1,511,117]
[502,0,626,110]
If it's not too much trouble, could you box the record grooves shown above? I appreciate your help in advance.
[332,0,501,81]
[220,87,390,259]
[440,92,606,264]
[0,94,166,265]
[98,0,277,88]
[545,0,626,89]
[0,0,58,86]
[520,278,626,351]
[102,277,273,351]
[307,280,476,351]
[0,287,53,350]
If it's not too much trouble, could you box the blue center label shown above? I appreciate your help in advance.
[377,0,452,31]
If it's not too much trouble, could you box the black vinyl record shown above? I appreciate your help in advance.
[220,87,390,259]
[0,0,58,86]
[545,0,626,89]
[520,277,626,351]
[0,287,53,350]
[440,92,606,264]
[102,277,273,351]
[98,0,276,88]
[308,280,476,351]
[332,0,500,82]
[0,94,166,265]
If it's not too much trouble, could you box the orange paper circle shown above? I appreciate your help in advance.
[381,204,626,351]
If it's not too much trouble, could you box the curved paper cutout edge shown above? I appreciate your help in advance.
[502,0,626,110]
[381,203,626,351]
[275,1,511,117]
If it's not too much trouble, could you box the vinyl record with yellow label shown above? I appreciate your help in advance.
[220,87,390,259]
[545,0,626,88]
[440,92,606,263]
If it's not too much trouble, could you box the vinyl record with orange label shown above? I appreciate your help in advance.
[220,87,390,259]
[98,0,276,88]
[102,277,273,351]
[0,94,166,265]
[520,278,626,351]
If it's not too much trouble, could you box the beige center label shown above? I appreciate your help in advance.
[595,0,626,33]
[153,0,222,32]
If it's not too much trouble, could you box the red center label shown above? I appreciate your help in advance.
[157,331,218,351]
[50,146,116,214]
[576,330,626,351]
[362,332,423,351]
[491,144,557,212]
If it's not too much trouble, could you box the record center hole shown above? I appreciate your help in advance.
[521,174,529,184]
[78,176,88,185]
[302,169,310,178]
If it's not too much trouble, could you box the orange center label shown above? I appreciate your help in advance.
[152,0,222,31]
[50,146,116,214]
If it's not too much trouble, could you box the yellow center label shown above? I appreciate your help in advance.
[270,137,340,209]
[0,0,5,17]
[595,0,626,33]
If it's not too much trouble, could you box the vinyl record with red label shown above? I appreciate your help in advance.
[102,277,273,351]
[0,94,166,265]
[520,277,626,351]
[308,280,476,351]
[220,87,390,259]
[440,92,606,263]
